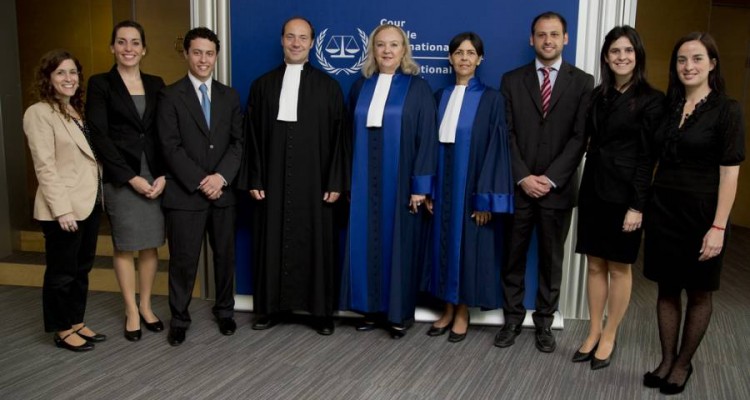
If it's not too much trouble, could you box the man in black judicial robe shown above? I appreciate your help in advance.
[239,17,347,335]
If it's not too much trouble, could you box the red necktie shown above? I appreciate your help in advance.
[540,67,551,117]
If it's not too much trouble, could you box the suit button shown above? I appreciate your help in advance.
[209,145,214,149]
[139,134,144,138]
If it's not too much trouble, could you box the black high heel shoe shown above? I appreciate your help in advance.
[140,313,164,332]
[54,332,94,352]
[76,325,106,343]
[643,370,666,388]
[572,341,598,362]
[660,364,693,395]
[124,317,142,342]
[590,342,616,370]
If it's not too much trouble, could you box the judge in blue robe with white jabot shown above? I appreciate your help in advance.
[340,23,438,339]
[424,32,514,343]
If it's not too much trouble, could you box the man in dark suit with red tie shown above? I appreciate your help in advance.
[157,27,244,346]
[495,11,593,353]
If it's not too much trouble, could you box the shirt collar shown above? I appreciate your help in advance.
[535,58,562,72]
[187,72,212,92]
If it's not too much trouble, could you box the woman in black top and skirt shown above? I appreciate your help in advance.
[87,21,166,341]
[574,26,664,369]
[642,32,744,395]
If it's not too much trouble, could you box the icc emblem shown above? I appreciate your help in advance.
[315,28,368,75]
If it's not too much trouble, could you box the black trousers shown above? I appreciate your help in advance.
[502,203,572,329]
[40,205,101,332]
[166,206,236,329]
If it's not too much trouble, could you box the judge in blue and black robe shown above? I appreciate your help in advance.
[424,33,514,342]
[339,24,438,338]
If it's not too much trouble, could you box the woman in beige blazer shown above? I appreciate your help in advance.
[24,49,105,352]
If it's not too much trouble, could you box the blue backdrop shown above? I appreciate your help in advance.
[231,0,580,310]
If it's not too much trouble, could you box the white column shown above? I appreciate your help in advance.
[191,0,232,85]
[561,0,639,321]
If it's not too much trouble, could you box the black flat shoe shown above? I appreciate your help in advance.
[124,317,142,342]
[54,332,94,352]
[447,314,469,343]
[643,371,666,388]
[660,364,693,395]
[140,313,164,332]
[76,325,106,343]
[388,324,407,339]
[572,342,598,362]
[355,319,377,332]
[426,323,451,337]
[591,342,616,370]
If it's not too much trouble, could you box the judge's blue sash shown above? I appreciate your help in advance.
[348,73,412,311]
[431,79,484,303]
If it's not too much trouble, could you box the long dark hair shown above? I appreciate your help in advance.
[595,26,651,101]
[33,49,85,120]
[666,32,724,104]
[110,20,147,48]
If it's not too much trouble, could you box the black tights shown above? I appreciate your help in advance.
[652,284,713,385]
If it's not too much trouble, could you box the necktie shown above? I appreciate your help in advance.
[199,83,210,126]
[540,67,551,117]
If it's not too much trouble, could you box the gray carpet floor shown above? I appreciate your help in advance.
[1,227,748,400]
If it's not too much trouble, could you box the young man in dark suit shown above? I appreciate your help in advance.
[157,27,244,346]
[495,11,594,353]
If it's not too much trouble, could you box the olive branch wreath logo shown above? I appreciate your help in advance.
[315,28,369,75]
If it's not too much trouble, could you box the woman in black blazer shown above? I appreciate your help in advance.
[572,26,664,369]
[87,20,166,341]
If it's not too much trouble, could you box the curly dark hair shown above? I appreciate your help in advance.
[33,49,85,120]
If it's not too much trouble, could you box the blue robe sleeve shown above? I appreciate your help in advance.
[473,91,514,213]
[409,78,438,195]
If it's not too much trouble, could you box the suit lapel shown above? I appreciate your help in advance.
[57,111,95,160]
[522,63,543,116]
[548,62,573,115]
[109,67,145,128]
[209,80,226,133]
[178,77,210,136]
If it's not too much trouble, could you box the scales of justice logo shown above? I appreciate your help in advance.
[315,28,368,75]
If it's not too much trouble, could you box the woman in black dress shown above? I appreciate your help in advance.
[643,32,744,395]
[573,26,664,369]
[87,21,166,341]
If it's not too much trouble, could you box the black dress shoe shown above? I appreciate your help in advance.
[494,324,522,348]
[76,326,107,343]
[572,342,598,362]
[316,318,335,336]
[218,318,237,336]
[591,342,616,370]
[140,313,164,332]
[54,332,94,352]
[643,371,666,388]
[535,327,556,353]
[388,324,407,339]
[167,327,186,346]
[124,317,142,342]
[252,315,279,330]
[426,323,451,337]
[660,364,693,395]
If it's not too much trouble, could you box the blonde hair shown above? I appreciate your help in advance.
[362,24,420,78]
